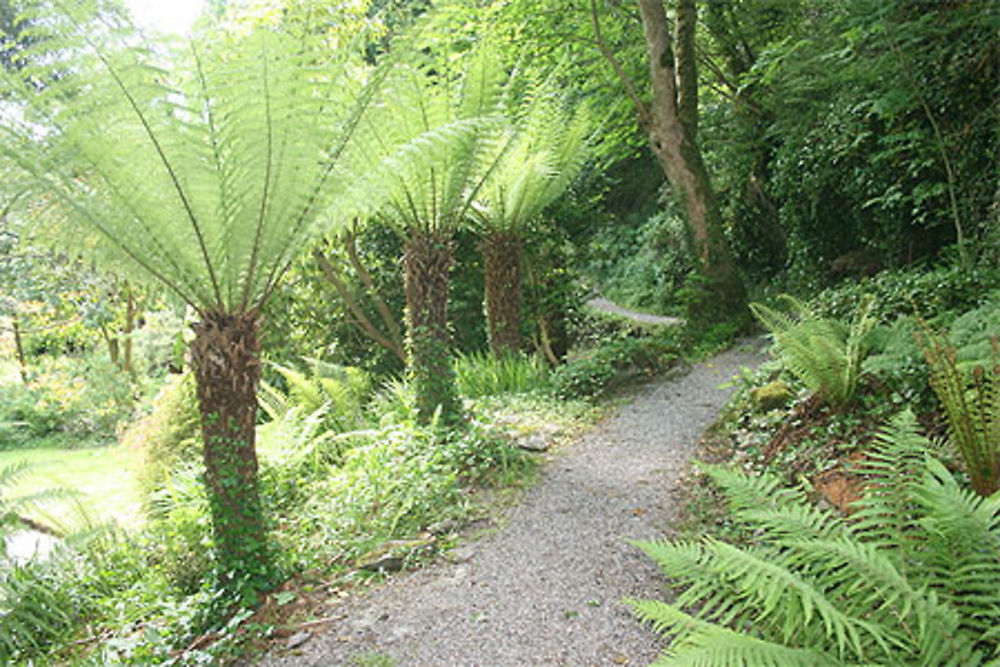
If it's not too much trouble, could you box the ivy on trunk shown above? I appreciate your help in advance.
[403,230,460,425]
[190,311,271,595]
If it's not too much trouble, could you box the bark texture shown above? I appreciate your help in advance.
[636,0,746,320]
[482,231,523,356]
[403,230,460,424]
[190,310,270,591]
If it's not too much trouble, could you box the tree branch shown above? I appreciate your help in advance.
[342,227,404,351]
[313,249,406,363]
[590,0,652,132]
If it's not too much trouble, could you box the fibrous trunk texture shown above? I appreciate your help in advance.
[404,230,460,425]
[482,231,523,356]
[190,310,270,593]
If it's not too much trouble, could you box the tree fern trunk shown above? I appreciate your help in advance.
[404,230,460,425]
[482,231,523,356]
[190,311,271,594]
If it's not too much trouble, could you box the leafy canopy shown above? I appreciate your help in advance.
[0,2,383,315]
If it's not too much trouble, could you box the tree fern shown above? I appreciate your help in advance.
[750,294,876,406]
[346,47,517,423]
[0,5,394,593]
[468,81,592,354]
[629,412,1000,665]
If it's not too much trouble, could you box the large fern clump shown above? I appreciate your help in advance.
[629,411,1000,666]
[751,294,876,406]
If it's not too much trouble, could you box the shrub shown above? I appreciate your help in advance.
[260,359,370,433]
[629,412,1000,665]
[122,372,201,495]
[0,354,134,444]
[814,262,1000,325]
[143,464,214,596]
[751,294,876,407]
[277,421,462,567]
[584,208,693,313]
[551,336,678,400]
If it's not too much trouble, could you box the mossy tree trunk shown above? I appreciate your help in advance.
[189,310,270,595]
[403,230,461,425]
[481,231,523,356]
[637,0,746,322]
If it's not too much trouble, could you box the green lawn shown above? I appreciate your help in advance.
[0,445,144,531]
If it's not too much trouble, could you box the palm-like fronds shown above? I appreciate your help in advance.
[750,294,876,406]
[1,4,383,315]
[350,47,514,235]
[629,412,1000,665]
[468,84,591,234]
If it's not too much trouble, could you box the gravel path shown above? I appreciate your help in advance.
[262,341,765,666]
[585,298,685,327]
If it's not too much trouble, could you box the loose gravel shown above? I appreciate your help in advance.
[261,340,765,666]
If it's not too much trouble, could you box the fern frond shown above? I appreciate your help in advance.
[1,10,388,314]
[635,537,881,659]
[632,416,1000,663]
[851,410,931,553]
[627,598,842,666]
[750,294,875,406]
[919,327,1000,496]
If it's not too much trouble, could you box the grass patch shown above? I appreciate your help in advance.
[0,445,144,530]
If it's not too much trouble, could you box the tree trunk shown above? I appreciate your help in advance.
[637,0,746,320]
[123,288,136,378]
[403,230,460,425]
[481,231,523,356]
[189,310,270,595]
[100,324,120,367]
[12,313,27,385]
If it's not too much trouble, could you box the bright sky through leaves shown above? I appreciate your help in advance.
[124,0,205,35]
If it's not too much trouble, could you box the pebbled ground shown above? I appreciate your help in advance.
[260,340,765,666]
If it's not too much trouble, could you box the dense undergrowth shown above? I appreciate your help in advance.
[637,262,1000,664]
[0,309,685,665]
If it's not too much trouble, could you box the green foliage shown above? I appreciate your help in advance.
[0,354,133,445]
[468,84,591,235]
[2,10,385,314]
[258,406,347,510]
[355,48,513,236]
[143,464,214,597]
[260,358,371,433]
[813,263,1000,325]
[0,547,87,661]
[122,372,201,495]
[732,0,1000,280]
[919,330,1000,497]
[751,294,876,406]
[551,336,678,400]
[630,412,1000,665]
[585,207,693,314]
[454,351,549,399]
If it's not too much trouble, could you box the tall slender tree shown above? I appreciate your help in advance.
[593,0,746,320]
[470,90,590,355]
[353,49,512,423]
[0,6,385,595]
